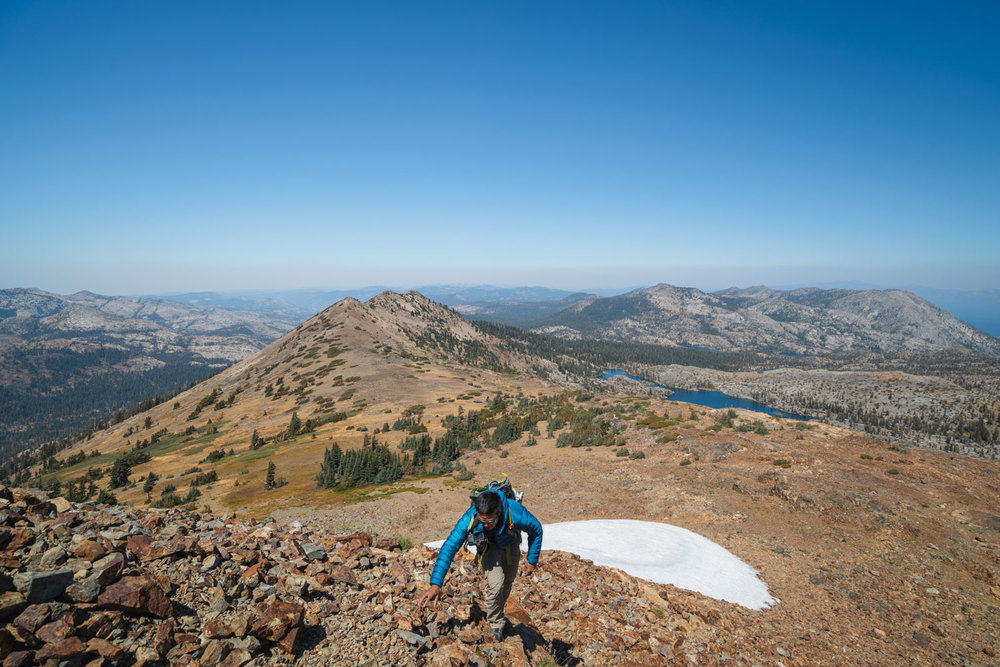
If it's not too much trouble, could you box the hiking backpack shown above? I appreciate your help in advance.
[464,475,523,548]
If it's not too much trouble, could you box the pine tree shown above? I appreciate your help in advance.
[316,443,342,488]
[109,457,131,489]
[265,461,276,489]
[142,472,159,494]
[287,412,301,438]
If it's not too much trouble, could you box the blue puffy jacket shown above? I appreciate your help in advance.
[430,490,542,587]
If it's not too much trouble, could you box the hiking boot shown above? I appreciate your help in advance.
[491,620,509,641]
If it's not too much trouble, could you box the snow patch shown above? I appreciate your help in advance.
[426,519,778,610]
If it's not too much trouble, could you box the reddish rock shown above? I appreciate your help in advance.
[3,529,35,553]
[231,613,251,638]
[98,575,173,619]
[11,604,52,635]
[140,514,164,531]
[2,651,34,667]
[133,646,161,666]
[200,639,232,664]
[218,647,253,666]
[50,497,74,513]
[389,560,411,584]
[91,551,126,586]
[125,534,152,558]
[240,562,262,585]
[204,617,235,638]
[282,540,306,560]
[250,600,304,642]
[326,565,358,587]
[24,502,55,520]
[166,640,201,661]
[134,538,185,562]
[35,616,75,644]
[34,637,86,661]
[153,618,174,655]
[334,532,372,546]
[277,625,300,653]
[87,637,129,661]
[78,611,121,639]
[73,539,109,562]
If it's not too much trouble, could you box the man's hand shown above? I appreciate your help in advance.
[418,584,441,608]
[521,561,536,576]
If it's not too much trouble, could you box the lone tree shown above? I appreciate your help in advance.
[109,457,131,489]
[142,472,159,494]
[287,412,302,438]
[265,461,277,489]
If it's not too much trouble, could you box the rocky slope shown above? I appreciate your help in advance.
[529,284,1000,356]
[0,484,785,666]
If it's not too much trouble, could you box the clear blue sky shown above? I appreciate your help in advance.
[2,1,997,294]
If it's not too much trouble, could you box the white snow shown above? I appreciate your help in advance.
[426,519,778,610]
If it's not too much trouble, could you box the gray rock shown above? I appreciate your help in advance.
[40,546,68,568]
[302,543,325,561]
[395,629,430,647]
[65,575,102,603]
[12,570,75,603]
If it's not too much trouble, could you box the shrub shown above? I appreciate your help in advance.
[629,451,646,460]
[680,459,692,466]
[615,448,629,457]
[773,459,792,469]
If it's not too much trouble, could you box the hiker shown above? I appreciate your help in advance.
[418,484,542,640]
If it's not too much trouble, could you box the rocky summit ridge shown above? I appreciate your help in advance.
[0,485,797,667]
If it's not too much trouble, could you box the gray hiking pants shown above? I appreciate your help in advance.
[481,542,519,632]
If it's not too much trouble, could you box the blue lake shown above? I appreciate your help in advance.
[600,369,811,421]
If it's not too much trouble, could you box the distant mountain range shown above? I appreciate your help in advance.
[522,284,1000,357]
[149,283,1000,336]
[2,282,998,457]
[0,288,300,452]
[152,285,619,322]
